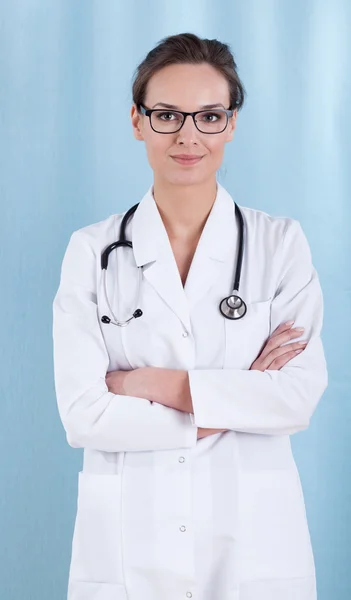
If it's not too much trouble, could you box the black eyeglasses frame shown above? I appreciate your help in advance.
[139,104,235,134]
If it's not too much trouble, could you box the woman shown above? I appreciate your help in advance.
[53,33,328,600]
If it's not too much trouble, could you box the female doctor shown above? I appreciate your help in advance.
[52,33,328,600]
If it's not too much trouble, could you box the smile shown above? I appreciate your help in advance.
[171,156,203,165]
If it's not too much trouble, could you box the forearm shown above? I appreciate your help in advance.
[124,367,194,413]
[123,367,227,439]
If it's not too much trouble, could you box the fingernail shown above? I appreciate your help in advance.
[285,320,294,326]
[295,327,305,332]
[295,349,303,354]
[298,341,308,346]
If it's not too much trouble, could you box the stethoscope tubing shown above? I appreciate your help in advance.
[100,200,247,325]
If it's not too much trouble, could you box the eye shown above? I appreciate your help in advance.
[198,111,223,122]
[155,111,181,122]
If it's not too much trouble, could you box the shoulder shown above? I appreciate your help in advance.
[238,203,310,254]
[67,211,126,254]
[219,183,300,245]
[239,204,297,241]
[58,211,128,283]
[238,204,313,274]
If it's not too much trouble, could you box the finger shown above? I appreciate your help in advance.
[265,340,307,364]
[254,342,306,371]
[271,327,305,346]
[268,348,304,370]
[274,339,307,355]
[270,321,295,339]
[260,328,305,360]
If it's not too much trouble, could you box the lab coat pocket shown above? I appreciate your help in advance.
[224,298,272,370]
[69,473,125,586]
[67,580,128,600]
[238,468,315,582]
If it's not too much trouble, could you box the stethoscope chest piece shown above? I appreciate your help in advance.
[219,293,247,320]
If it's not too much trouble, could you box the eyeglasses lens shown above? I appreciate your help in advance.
[150,110,228,133]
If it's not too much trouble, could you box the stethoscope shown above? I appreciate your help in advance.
[100,201,247,327]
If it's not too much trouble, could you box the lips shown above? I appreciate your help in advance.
[172,154,203,159]
[171,155,203,165]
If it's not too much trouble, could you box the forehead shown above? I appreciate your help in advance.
[145,63,230,109]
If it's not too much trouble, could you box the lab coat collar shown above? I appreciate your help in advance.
[131,181,237,331]
[132,181,235,265]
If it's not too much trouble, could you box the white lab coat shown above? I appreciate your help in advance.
[52,181,328,600]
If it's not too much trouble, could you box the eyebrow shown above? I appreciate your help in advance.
[151,102,226,110]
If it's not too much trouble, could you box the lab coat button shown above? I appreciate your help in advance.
[182,331,188,337]
[179,525,186,532]
[178,456,185,463]
[186,593,193,598]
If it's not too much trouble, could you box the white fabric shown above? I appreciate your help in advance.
[52,181,328,600]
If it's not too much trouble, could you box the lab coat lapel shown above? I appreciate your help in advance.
[132,187,191,332]
[131,183,237,330]
[184,183,236,311]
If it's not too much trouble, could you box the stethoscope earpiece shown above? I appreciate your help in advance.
[219,294,247,320]
[101,309,143,327]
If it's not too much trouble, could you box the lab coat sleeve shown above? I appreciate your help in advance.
[188,219,328,435]
[52,230,198,452]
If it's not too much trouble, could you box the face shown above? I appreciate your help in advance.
[131,62,237,187]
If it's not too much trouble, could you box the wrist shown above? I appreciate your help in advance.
[123,367,145,398]
[178,371,193,413]
[122,367,193,413]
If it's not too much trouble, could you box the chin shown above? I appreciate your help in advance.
[162,170,212,187]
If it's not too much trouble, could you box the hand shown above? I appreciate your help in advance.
[197,322,308,440]
[197,427,228,440]
[105,369,130,395]
[105,368,154,398]
[105,367,189,411]
[250,321,307,372]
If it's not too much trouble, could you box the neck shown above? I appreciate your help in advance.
[152,176,218,242]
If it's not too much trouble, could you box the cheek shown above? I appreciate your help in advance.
[205,139,226,169]
[144,134,171,170]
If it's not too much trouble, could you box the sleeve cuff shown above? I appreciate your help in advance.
[188,370,207,428]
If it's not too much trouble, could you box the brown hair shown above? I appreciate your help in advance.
[132,32,246,113]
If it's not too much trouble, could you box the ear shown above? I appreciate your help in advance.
[226,109,237,143]
[131,104,145,141]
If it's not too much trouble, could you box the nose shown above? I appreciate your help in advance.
[176,114,200,143]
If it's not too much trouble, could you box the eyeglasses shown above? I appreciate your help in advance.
[139,104,235,134]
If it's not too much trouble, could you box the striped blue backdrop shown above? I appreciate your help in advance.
[1,1,350,598]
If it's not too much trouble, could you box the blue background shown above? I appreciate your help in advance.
[1,1,350,597]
